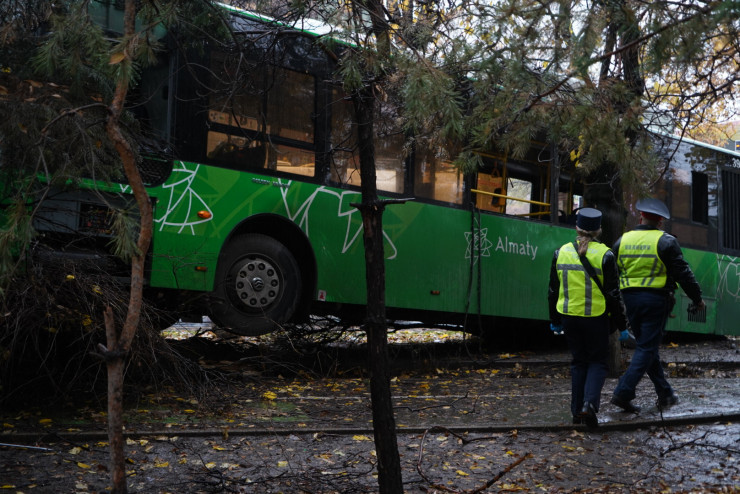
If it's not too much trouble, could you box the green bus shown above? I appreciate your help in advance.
[29,2,740,337]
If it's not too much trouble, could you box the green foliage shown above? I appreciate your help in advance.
[398,61,464,144]
[31,4,114,98]
[109,208,142,262]
[338,53,365,93]
[0,199,35,285]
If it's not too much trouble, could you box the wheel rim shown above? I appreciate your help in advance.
[232,255,281,310]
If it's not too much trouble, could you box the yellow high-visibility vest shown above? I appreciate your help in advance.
[617,230,667,289]
[556,241,609,317]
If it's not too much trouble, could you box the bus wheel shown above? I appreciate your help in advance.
[209,234,302,336]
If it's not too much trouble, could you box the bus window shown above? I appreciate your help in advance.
[474,145,554,219]
[475,166,506,213]
[207,131,266,168]
[505,178,533,216]
[558,193,583,224]
[329,88,361,187]
[414,141,463,204]
[474,153,552,218]
[266,67,315,144]
[375,141,406,194]
[656,138,718,249]
[271,144,316,176]
[375,97,406,194]
[207,56,316,177]
[721,168,740,251]
[692,171,709,224]
[328,88,405,194]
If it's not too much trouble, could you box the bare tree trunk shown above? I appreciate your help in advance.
[103,307,126,492]
[585,162,624,376]
[97,0,154,492]
[352,84,403,493]
[592,0,644,378]
[346,0,404,490]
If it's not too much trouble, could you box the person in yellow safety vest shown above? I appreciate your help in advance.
[610,198,705,414]
[548,208,629,429]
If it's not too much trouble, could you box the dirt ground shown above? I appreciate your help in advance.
[2,422,739,493]
[1,332,739,493]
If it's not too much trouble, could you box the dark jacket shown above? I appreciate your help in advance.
[612,225,703,305]
[548,242,629,331]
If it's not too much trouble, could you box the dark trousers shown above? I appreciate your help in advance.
[563,314,610,415]
[613,291,673,401]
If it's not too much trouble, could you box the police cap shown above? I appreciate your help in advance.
[636,198,670,219]
[576,208,602,231]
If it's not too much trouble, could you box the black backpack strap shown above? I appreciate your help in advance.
[572,241,605,296]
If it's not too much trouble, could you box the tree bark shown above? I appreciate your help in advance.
[100,0,154,491]
[103,308,126,493]
[592,0,644,377]
[584,161,624,376]
[352,84,404,493]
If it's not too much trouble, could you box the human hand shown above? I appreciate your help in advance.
[688,299,706,314]
[550,323,564,335]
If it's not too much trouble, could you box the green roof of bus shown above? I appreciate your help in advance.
[216,2,354,46]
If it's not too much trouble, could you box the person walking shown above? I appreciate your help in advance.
[610,198,706,413]
[549,208,629,428]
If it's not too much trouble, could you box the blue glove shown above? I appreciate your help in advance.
[619,330,630,342]
[550,323,564,335]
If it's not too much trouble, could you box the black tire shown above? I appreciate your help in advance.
[209,234,302,336]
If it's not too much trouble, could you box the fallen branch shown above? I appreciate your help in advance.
[416,426,532,493]
[0,442,54,452]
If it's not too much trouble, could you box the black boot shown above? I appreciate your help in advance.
[579,402,598,429]
[610,395,641,413]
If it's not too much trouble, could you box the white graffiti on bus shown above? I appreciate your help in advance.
[140,165,397,258]
[153,162,214,234]
[276,179,399,260]
[717,254,740,300]
[119,161,214,235]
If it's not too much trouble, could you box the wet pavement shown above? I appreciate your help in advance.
[141,337,736,436]
[220,335,739,435]
[237,337,740,435]
[1,335,738,441]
